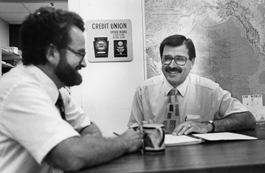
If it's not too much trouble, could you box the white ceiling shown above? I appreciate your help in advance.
[0,1,68,24]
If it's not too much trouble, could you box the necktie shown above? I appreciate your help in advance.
[55,92,66,120]
[164,88,180,133]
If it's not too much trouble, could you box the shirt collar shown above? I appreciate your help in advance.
[26,65,59,104]
[162,74,189,97]
[177,76,189,97]
[162,78,174,96]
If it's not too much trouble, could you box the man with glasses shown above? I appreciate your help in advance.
[128,34,256,135]
[0,7,142,173]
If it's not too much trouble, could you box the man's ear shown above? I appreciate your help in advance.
[46,44,60,65]
[190,58,195,69]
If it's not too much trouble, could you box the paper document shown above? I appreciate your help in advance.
[192,132,257,141]
[165,132,257,146]
[165,134,203,146]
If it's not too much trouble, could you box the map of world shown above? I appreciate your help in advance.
[144,0,265,104]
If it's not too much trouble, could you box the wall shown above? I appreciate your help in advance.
[69,0,145,136]
[0,18,9,76]
[0,18,9,48]
[9,24,21,50]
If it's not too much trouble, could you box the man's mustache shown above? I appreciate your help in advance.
[165,66,182,73]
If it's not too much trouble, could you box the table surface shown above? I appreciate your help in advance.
[71,123,265,173]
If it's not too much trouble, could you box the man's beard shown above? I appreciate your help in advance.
[55,54,83,87]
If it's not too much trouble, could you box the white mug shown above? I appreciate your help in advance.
[142,124,165,152]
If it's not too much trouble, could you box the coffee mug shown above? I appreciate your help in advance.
[142,124,165,152]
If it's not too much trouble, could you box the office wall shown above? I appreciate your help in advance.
[0,18,9,47]
[0,18,9,76]
[69,0,145,136]
[9,25,21,50]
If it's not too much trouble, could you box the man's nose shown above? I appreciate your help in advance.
[80,56,87,67]
[168,58,178,67]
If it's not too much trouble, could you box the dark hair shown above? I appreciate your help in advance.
[159,34,196,60]
[20,6,85,65]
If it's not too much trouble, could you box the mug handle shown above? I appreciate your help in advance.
[157,127,165,147]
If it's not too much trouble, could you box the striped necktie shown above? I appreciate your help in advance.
[55,92,66,120]
[164,88,180,133]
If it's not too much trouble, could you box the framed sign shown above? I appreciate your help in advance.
[86,19,133,62]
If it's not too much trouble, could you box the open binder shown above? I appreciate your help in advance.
[165,132,257,146]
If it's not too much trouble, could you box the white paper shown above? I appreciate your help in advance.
[192,132,257,141]
[165,134,202,146]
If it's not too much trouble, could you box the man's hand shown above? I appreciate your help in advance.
[119,129,143,153]
[172,121,212,136]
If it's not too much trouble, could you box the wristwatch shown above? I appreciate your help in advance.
[208,120,215,132]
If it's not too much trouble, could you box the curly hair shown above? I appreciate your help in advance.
[20,6,85,65]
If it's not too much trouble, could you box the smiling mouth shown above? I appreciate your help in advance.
[168,71,178,75]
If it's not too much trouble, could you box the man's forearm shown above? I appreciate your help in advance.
[46,135,128,171]
[214,111,256,132]
[45,129,142,171]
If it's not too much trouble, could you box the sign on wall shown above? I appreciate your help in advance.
[242,94,265,121]
[86,19,133,62]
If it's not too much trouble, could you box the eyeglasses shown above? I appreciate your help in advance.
[65,46,86,61]
[162,55,188,66]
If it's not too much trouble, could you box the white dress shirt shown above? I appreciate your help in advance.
[0,65,91,173]
[128,73,248,127]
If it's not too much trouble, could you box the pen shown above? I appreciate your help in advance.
[113,132,120,136]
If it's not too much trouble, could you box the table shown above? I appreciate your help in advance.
[71,124,265,173]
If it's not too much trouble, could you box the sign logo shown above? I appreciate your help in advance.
[93,37,109,57]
